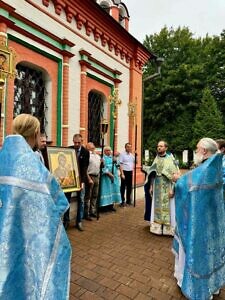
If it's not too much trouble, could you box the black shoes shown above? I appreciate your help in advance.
[76,222,84,231]
[90,213,97,218]
[85,216,93,221]
[120,202,132,207]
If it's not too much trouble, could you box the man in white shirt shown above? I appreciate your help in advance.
[119,143,135,206]
[84,142,101,219]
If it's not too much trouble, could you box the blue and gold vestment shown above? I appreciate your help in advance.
[173,154,225,300]
[0,135,71,300]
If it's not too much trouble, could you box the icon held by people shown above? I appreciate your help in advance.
[47,147,81,193]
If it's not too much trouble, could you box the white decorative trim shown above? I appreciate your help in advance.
[0,32,7,37]
[40,222,63,299]
[62,124,69,128]
[80,71,87,75]
[0,176,50,194]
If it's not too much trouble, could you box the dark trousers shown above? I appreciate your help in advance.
[63,193,71,223]
[84,175,99,216]
[144,180,152,221]
[64,190,84,225]
[120,170,133,204]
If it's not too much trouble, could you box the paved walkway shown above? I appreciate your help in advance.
[67,198,225,300]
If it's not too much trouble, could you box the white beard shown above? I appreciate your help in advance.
[194,153,204,166]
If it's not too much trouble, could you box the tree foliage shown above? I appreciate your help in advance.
[143,26,225,157]
[192,88,225,146]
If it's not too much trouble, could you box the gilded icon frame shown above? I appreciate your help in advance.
[0,46,15,78]
[47,147,80,192]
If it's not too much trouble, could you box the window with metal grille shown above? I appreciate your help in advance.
[88,91,104,147]
[14,64,48,133]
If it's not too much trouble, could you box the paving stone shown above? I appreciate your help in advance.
[93,265,117,278]
[95,286,119,299]
[116,283,139,299]
[148,287,172,300]
[72,286,87,298]
[78,268,100,281]
[76,276,101,293]
[110,265,133,277]
[127,279,151,294]
[130,271,150,284]
[112,273,133,286]
[134,292,153,300]
[99,277,121,290]
[114,294,130,300]
[69,282,81,296]
[68,196,225,299]
[79,291,103,300]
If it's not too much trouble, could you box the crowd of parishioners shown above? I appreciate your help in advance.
[2,113,225,300]
[0,114,134,299]
[39,133,135,231]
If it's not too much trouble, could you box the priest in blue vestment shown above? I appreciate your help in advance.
[0,114,71,300]
[173,138,225,300]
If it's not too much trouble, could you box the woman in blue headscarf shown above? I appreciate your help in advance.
[100,146,121,209]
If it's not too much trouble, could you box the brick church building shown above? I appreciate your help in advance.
[0,0,155,183]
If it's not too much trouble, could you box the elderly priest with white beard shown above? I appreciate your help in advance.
[173,137,225,300]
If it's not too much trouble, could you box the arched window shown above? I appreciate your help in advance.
[14,63,48,133]
[88,90,105,147]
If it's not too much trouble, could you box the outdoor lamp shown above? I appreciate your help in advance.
[155,57,164,75]
[143,57,164,82]
[98,119,109,220]
[100,118,108,135]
